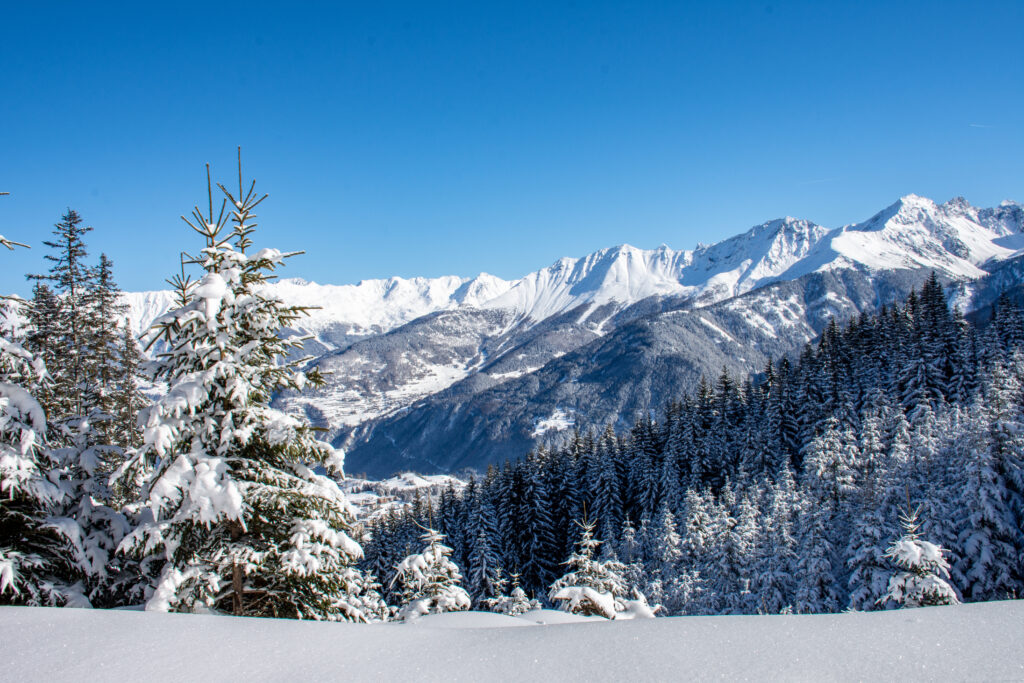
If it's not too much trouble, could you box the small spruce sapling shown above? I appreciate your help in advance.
[548,519,637,619]
[391,527,472,620]
[880,503,959,608]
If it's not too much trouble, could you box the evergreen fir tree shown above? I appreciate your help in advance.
[793,502,841,614]
[27,209,96,422]
[118,157,376,620]
[0,229,83,606]
[593,426,623,544]
[753,471,798,614]
[518,453,558,595]
[548,519,632,619]
[846,504,895,611]
[23,284,62,416]
[617,518,641,565]
[881,504,959,608]
[23,210,130,604]
[85,253,129,448]
[467,519,502,604]
[392,527,471,620]
[953,407,1021,602]
[113,321,146,453]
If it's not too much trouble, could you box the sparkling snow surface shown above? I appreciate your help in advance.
[3,601,1023,681]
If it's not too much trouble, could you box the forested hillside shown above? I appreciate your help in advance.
[365,274,1024,614]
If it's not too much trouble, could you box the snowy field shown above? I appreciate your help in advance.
[3,601,1023,681]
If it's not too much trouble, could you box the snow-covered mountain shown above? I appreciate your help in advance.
[125,195,1024,343]
[122,195,1024,476]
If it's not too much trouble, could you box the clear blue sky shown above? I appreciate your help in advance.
[2,1,1022,295]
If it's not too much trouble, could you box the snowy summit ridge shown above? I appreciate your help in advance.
[123,194,1022,341]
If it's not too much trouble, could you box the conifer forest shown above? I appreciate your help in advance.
[365,274,1024,615]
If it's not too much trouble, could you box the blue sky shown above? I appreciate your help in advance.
[2,1,1022,295]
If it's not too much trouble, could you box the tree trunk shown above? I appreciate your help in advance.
[231,522,245,615]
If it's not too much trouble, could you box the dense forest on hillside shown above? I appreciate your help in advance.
[364,274,1024,614]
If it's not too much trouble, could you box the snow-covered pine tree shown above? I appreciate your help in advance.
[23,209,131,605]
[548,519,633,619]
[26,209,94,422]
[802,418,855,506]
[881,504,959,608]
[113,320,146,453]
[793,500,841,614]
[117,156,378,621]
[361,508,403,605]
[86,253,134,451]
[593,426,624,545]
[518,452,558,595]
[631,415,661,521]
[708,486,758,614]
[465,483,503,604]
[753,470,798,614]
[659,416,684,513]
[391,527,471,620]
[641,501,687,614]
[846,503,895,611]
[0,215,83,606]
[23,284,62,415]
[952,401,1020,602]
[617,517,641,565]
[650,501,682,579]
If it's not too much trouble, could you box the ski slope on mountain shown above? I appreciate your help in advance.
[3,601,1023,681]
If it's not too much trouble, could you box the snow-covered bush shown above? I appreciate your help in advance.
[392,528,471,620]
[117,158,381,621]
[616,587,660,619]
[881,505,959,608]
[482,572,541,616]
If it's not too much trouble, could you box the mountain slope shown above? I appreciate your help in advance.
[344,267,930,475]
[121,194,1023,476]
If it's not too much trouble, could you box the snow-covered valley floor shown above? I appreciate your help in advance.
[3,601,1023,681]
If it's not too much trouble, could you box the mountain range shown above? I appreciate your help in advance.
[123,194,1024,477]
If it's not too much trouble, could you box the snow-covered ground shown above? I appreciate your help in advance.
[3,601,1022,681]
